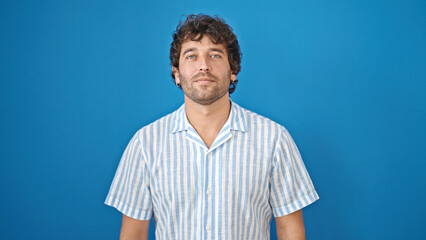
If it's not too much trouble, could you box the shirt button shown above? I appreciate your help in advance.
[206,225,211,231]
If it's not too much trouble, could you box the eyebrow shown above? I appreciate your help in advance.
[209,48,225,54]
[182,47,225,56]
[182,48,196,56]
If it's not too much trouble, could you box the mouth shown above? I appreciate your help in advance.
[193,73,217,83]
[194,77,215,83]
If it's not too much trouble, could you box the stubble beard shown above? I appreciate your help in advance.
[179,71,231,106]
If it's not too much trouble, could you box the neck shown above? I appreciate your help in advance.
[184,94,231,147]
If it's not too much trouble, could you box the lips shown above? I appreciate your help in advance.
[195,78,214,82]
[192,73,217,83]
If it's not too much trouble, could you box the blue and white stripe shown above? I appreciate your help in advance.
[105,101,319,240]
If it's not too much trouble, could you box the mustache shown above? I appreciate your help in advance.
[191,72,218,81]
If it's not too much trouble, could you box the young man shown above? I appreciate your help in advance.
[105,14,319,240]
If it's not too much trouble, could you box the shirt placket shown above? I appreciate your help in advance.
[203,151,212,240]
[185,119,233,240]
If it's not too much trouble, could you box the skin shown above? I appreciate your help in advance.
[172,35,237,148]
[120,215,149,240]
[119,35,306,239]
[275,210,306,240]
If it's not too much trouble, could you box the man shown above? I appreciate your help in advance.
[105,14,319,240]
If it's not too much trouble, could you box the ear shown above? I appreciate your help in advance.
[172,66,180,84]
[231,72,237,81]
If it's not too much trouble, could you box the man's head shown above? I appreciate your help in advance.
[170,14,242,95]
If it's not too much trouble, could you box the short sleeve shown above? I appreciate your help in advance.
[104,131,152,220]
[269,129,319,217]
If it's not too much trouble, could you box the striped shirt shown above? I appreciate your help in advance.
[105,101,319,240]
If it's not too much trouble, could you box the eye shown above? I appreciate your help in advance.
[211,54,221,59]
[186,55,196,60]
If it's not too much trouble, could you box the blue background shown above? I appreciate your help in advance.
[1,0,425,239]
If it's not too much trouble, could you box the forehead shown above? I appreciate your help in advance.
[180,35,227,54]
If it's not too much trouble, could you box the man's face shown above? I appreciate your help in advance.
[173,35,237,106]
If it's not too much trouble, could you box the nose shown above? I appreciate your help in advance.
[199,55,210,72]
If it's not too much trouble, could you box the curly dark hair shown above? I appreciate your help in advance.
[170,14,242,94]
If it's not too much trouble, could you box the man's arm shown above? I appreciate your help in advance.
[275,209,306,240]
[120,214,150,240]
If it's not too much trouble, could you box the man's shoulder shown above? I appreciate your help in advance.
[235,103,287,132]
[236,103,298,147]
[133,105,183,137]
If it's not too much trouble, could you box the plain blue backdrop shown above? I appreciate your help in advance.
[1,0,425,239]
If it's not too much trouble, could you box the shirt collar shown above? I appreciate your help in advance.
[170,100,247,133]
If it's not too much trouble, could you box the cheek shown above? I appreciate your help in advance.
[178,65,194,77]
